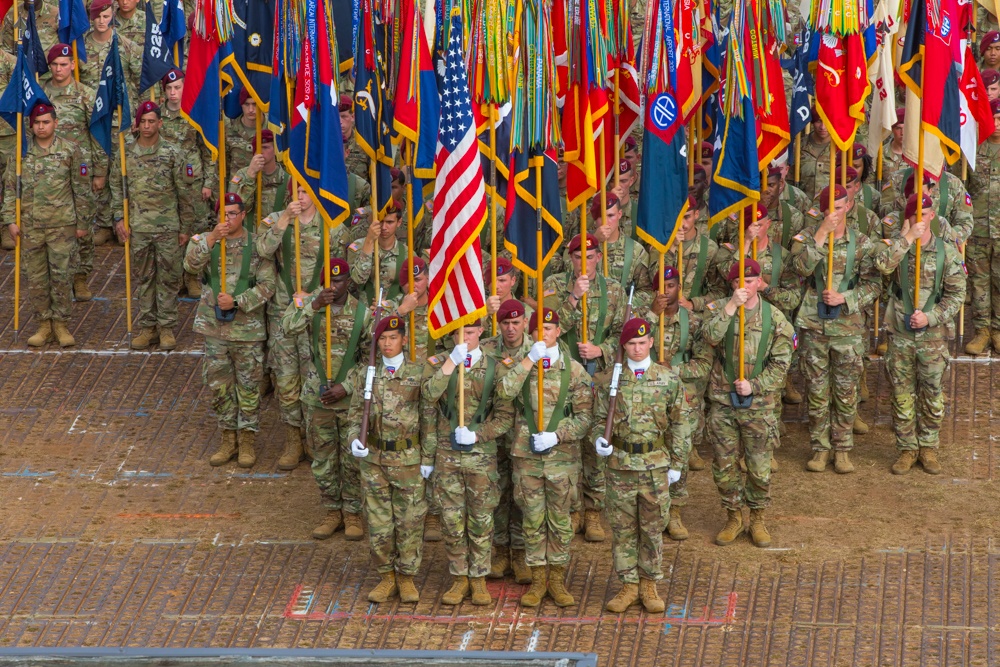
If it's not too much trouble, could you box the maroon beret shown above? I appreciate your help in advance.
[134,100,160,126]
[981,30,1000,55]
[851,143,867,161]
[652,265,680,290]
[991,98,1000,116]
[397,256,426,285]
[767,164,783,178]
[567,233,599,254]
[589,192,621,220]
[693,163,708,176]
[686,194,698,209]
[618,158,633,175]
[496,299,525,321]
[385,198,404,216]
[47,43,71,64]
[161,67,183,86]
[700,141,714,158]
[329,257,349,278]
[374,315,405,339]
[528,308,559,331]
[623,136,637,150]
[251,128,274,152]
[744,205,768,227]
[89,0,112,19]
[239,88,251,106]
[903,172,934,197]
[894,108,905,126]
[339,95,353,112]
[619,318,652,345]
[818,185,848,213]
[29,102,55,124]
[904,193,934,219]
[984,69,1000,87]
[843,166,859,182]
[726,258,762,282]
[488,257,514,277]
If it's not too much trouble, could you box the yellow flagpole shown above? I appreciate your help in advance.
[119,106,132,336]
[254,107,263,229]
[827,149,835,291]
[219,112,227,294]
[370,161,380,299]
[489,106,498,336]
[292,181,302,294]
[598,130,609,277]
[72,43,80,82]
[535,158,545,431]
[738,206,745,381]
[406,144,416,361]
[658,251,665,361]
[324,217,332,379]
[12,3,20,339]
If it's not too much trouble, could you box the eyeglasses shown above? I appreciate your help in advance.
[224,211,243,219]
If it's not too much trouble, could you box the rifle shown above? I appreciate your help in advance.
[603,284,635,443]
[358,288,385,448]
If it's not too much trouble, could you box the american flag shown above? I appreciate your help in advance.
[428,11,488,338]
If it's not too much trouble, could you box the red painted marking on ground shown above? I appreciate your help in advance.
[284,584,305,618]
[117,512,241,519]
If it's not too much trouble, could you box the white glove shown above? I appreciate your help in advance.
[667,469,682,485]
[595,437,613,457]
[420,465,434,479]
[454,426,477,445]
[532,431,558,452]
[351,439,369,458]
[449,343,469,366]
[527,341,548,363]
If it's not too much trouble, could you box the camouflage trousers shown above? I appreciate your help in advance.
[434,450,500,578]
[492,446,524,549]
[70,227,94,278]
[131,231,182,330]
[579,431,606,511]
[707,402,776,511]
[21,225,76,322]
[885,334,949,451]
[669,391,704,508]
[799,331,863,452]
[203,337,265,431]
[265,307,305,428]
[304,402,362,515]
[606,466,671,584]
[512,455,575,568]
[94,179,113,229]
[965,236,1000,332]
[360,460,427,576]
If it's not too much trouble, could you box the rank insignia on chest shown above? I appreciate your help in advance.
[186,164,194,178]
[80,163,88,176]
[542,358,551,370]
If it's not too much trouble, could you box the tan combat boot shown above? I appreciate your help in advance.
[520,566,547,607]
[92,227,114,247]
[26,320,52,347]
[52,321,75,347]
[397,574,420,603]
[511,549,532,584]
[859,366,869,402]
[343,512,364,540]
[584,509,605,542]
[918,447,942,474]
[237,430,257,468]
[715,509,744,546]
[277,424,305,470]
[853,414,869,435]
[965,329,991,355]
[782,383,803,404]
[605,583,640,613]
[639,578,665,613]
[130,327,158,350]
[73,274,92,301]
[469,577,491,605]
[891,450,918,475]
[688,447,706,471]
[311,510,344,540]
[440,575,469,605]
[488,545,511,579]
[424,513,443,542]
[806,450,831,472]
[834,451,855,474]
[993,332,1000,354]
[770,453,779,472]
[876,339,888,356]
[570,511,583,534]
[748,509,771,547]
[367,571,397,603]
[1,225,15,250]
[185,272,202,298]
[547,565,575,607]
[209,430,238,466]
[666,506,689,541]
[158,328,176,351]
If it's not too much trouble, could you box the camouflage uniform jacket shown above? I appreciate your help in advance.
[346,356,427,467]
[183,230,276,341]
[875,235,966,339]
[591,361,688,472]
[161,106,215,192]
[2,4,59,54]
[0,51,14,145]
[344,136,368,180]
[41,78,106,176]
[884,168,974,244]
[421,351,516,460]
[114,8,146,48]
[781,181,812,213]
[496,347,594,463]
[226,117,256,178]
[642,307,710,395]
[2,136,95,230]
[230,165,289,230]
[111,136,197,234]
[794,135,832,199]
[715,239,803,315]
[255,209,324,310]
[348,237,407,299]
[767,197,806,249]
[481,333,532,364]
[968,141,1000,239]
[280,289,370,410]
[663,233,725,311]
[701,299,795,409]
[80,31,142,110]
[543,270,628,371]
[790,225,881,335]
[386,299,441,361]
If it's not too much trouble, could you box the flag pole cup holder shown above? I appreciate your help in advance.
[818,303,841,320]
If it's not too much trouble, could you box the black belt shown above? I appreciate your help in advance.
[372,437,415,452]
[611,438,661,454]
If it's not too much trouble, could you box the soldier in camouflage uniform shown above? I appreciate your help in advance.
[543,233,627,541]
[484,257,533,322]
[883,169,974,245]
[348,316,429,605]
[281,258,370,541]
[184,193,276,468]
[112,101,198,349]
[256,185,327,470]
[226,89,257,180]
[792,111,833,200]
[702,260,794,547]
[587,193,651,298]
[480,299,532,583]
[2,103,95,347]
[982,30,1000,70]
[341,95,367,180]
[42,43,102,302]
[422,321,515,606]
[964,99,1000,355]
[664,199,726,312]
[348,199,409,303]
[391,257,443,363]
[763,167,806,250]
[881,110,907,182]
[1,0,59,55]
[228,130,289,226]
[610,158,641,235]
[791,186,881,473]
[114,0,145,49]
[496,308,594,607]
[876,195,965,475]
[593,317,686,614]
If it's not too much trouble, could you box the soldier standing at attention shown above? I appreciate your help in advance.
[484,258,532,320]
[348,199,409,303]
[112,101,197,350]
[228,129,288,220]
[422,321,515,606]
[664,198,725,313]
[877,195,966,475]
[2,102,94,347]
[255,184,325,470]
[793,110,832,200]
[113,0,145,48]
[589,193,652,296]
[348,316,428,605]
[226,89,258,179]
[340,95,367,180]
[184,193,276,468]
[1,0,59,54]
[496,308,594,608]
[593,318,686,614]
[41,43,102,303]
[480,299,533,583]
[280,258,369,541]
[703,260,794,547]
